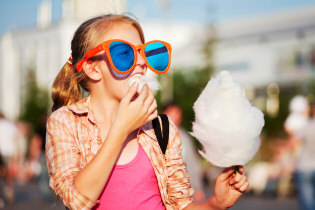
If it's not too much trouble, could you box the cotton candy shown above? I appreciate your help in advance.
[191,70,264,168]
[128,74,160,93]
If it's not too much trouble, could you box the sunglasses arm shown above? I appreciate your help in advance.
[76,44,104,72]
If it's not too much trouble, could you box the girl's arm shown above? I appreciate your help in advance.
[47,110,127,210]
[165,117,248,210]
[184,167,248,210]
[73,122,128,200]
[73,84,158,201]
[46,84,158,209]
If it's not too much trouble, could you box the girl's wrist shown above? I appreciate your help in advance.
[110,121,129,142]
[207,195,226,210]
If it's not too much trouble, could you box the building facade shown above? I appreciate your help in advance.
[1,1,315,119]
[0,0,126,119]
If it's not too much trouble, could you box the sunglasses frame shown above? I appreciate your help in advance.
[76,39,172,74]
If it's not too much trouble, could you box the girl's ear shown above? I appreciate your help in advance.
[82,60,102,81]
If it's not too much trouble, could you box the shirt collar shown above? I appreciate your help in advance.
[67,96,158,141]
[67,96,97,124]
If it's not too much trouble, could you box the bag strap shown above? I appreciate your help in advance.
[152,114,169,155]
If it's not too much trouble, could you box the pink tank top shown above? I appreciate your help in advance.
[92,145,165,210]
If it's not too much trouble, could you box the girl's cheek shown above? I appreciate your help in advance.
[108,67,133,96]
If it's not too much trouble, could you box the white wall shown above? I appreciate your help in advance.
[1,5,315,119]
[0,33,19,119]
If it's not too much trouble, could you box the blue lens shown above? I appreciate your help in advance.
[145,42,169,71]
[109,42,134,71]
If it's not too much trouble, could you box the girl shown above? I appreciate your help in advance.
[46,14,248,210]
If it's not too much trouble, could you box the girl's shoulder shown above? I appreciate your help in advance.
[49,97,90,121]
[47,106,76,129]
[49,106,71,119]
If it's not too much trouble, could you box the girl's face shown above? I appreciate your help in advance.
[93,23,147,101]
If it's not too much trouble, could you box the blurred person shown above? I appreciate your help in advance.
[247,161,271,195]
[284,95,310,157]
[45,14,248,209]
[267,139,295,197]
[0,112,19,205]
[294,103,315,210]
[36,113,54,203]
[16,119,53,203]
[278,95,310,198]
[284,95,310,150]
[26,134,42,178]
[14,122,31,184]
[163,102,206,202]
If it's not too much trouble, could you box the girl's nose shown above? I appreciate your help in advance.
[135,50,147,73]
[136,50,146,66]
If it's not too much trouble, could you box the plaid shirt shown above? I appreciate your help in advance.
[46,97,193,210]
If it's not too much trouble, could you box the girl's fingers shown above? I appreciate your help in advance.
[229,166,244,185]
[146,99,157,117]
[233,175,247,189]
[137,84,148,103]
[238,166,244,174]
[217,167,235,182]
[143,90,155,109]
[237,181,249,193]
[230,172,244,185]
[123,82,139,102]
[146,109,158,122]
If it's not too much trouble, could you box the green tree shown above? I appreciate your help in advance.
[156,24,216,150]
[156,67,211,150]
[19,69,50,132]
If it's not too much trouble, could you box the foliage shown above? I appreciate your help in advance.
[156,67,213,150]
[258,81,315,161]
[19,69,50,133]
[155,24,216,150]
[263,81,315,139]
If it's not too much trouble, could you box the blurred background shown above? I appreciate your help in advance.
[1,0,315,209]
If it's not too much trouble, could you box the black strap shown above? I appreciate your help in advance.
[152,114,169,155]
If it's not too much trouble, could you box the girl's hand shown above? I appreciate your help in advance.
[211,166,248,209]
[112,82,158,137]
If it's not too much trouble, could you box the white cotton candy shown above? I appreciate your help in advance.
[191,70,265,168]
[128,74,160,93]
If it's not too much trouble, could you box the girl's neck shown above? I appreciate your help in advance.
[89,90,120,127]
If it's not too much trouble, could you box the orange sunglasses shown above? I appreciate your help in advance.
[76,39,172,74]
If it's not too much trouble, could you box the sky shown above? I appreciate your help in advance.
[0,0,62,35]
[1,0,315,35]
[128,0,315,24]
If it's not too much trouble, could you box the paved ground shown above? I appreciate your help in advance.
[1,180,300,210]
[1,179,64,210]
[232,195,299,210]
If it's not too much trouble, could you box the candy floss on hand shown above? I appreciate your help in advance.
[128,74,160,93]
[191,70,265,168]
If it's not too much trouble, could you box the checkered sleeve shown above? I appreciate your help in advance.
[45,108,97,210]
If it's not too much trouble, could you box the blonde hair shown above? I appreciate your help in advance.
[51,14,145,112]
